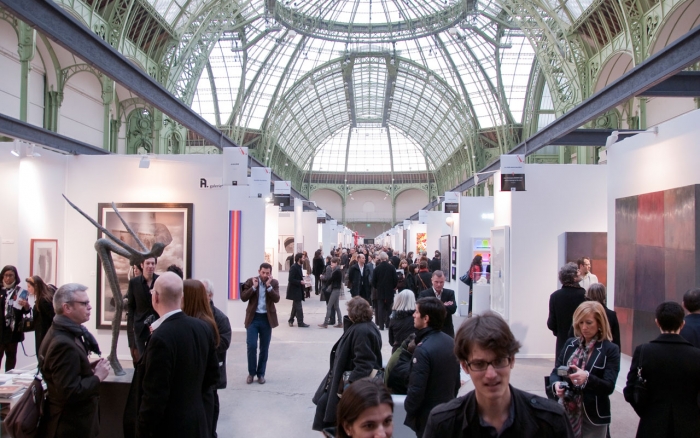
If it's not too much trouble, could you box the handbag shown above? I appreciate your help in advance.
[629,344,648,411]
[4,375,46,438]
[21,309,35,333]
[459,272,472,287]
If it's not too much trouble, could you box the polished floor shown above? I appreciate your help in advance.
[215,290,641,437]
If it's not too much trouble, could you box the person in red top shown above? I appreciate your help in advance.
[467,255,482,317]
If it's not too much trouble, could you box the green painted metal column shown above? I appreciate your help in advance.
[17,21,36,122]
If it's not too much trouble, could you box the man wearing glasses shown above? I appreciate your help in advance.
[423,311,573,437]
[404,297,460,437]
[40,283,110,437]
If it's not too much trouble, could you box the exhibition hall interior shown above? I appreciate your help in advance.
[1,0,700,436]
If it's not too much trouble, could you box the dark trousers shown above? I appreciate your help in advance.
[213,390,220,438]
[0,342,18,372]
[288,300,304,324]
[247,313,272,377]
[376,298,393,329]
[314,275,321,294]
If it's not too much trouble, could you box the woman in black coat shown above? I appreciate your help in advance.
[312,250,325,295]
[21,275,55,356]
[388,290,417,353]
[0,265,28,371]
[550,301,620,438]
[623,301,700,438]
[548,263,586,360]
[312,297,383,432]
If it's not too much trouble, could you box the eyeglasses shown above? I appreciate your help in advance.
[69,301,90,306]
[466,357,512,372]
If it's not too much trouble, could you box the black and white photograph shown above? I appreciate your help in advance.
[30,239,58,286]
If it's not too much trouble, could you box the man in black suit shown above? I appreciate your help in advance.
[135,272,219,438]
[419,270,457,337]
[371,252,398,330]
[286,253,309,327]
[547,262,585,360]
[127,257,159,362]
[348,254,371,301]
[680,287,700,348]
[429,251,441,272]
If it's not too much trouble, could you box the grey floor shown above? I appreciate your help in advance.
[215,292,641,437]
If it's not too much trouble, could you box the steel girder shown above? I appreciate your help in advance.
[638,71,700,97]
[0,113,110,155]
[409,24,700,218]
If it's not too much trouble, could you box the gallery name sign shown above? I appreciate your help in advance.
[200,177,223,190]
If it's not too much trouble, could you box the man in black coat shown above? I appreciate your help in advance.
[202,279,232,437]
[405,297,460,437]
[419,270,457,337]
[424,311,573,437]
[546,262,585,360]
[429,251,441,272]
[680,287,700,348]
[286,253,309,327]
[40,283,111,437]
[127,257,159,362]
[348,254,370,300]
[371,252,398,330]
[624,301,700,437]
[135,272,220,438]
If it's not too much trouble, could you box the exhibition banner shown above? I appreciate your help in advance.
[249,167,271,198]
[228,210,242,300]
[444,191,460,213]
[223,147,248,186]
[500,154,526,191]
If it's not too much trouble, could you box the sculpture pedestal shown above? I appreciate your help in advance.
[98,368,134,438]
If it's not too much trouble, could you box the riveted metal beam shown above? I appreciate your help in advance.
[0,113,110,155]
[638,71,700,97]
[553,129,639,146]
[410,25,700,218]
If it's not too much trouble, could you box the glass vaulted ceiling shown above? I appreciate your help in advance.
[191,0,536,173]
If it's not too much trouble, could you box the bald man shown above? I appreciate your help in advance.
[130,272,219,438]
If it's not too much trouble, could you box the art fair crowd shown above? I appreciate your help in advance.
[0,246,699,437]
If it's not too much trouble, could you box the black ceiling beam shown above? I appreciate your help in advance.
[638,71,700,97]
[553,129,639,146]
[0,113,110,155]
[410,24,700,219]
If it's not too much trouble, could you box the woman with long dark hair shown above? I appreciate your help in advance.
[467,255,483,317]
[0,265,28,371]
[328,379,394,438]
[22,275,55,356]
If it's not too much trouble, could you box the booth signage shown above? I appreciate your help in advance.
[223,147,248,186]
[444,191,460,213]
[199,177,223,190]
[500,154,526,191]
[273,181,292,206]
[418,210,428,224]
[249,167,271,198]
[317,209,326,224]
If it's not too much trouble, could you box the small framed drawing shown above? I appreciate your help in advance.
[451,266,457,281]
[452,251,457,265]
[452,236,457,249]
[30,239,58,286]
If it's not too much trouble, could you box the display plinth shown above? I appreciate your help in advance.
[98,368,134,438]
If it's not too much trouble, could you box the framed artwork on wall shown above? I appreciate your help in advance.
[452,236,457,249]
[451,266,456,281]
[30,239,58,286]
[440,235,451,280]
[96,203,193,329]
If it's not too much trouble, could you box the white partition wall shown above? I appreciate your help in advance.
[493,164,607,357]
[426,211,451,257]
[456,197,494,309]
[277,211,295,271]
[265,204,280,279]
[301,211,319,253]
[607,109,700,308]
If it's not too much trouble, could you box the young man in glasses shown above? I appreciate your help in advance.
[423,311,573,437]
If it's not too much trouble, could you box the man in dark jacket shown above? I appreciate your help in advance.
[371,252,398,330]
[127,257,159,362]
[680,287,700,348]
[547,262,585,360]
[429,251,441,272]
[134,272,220,438]
[405,297,460,437]
[423,311,573,437]
[419,271,457,337]
[287,253,309,327]
[40,283,111,437]
[348,254,370,300]
[202,279,232,437]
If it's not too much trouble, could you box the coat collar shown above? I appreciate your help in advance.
[651,333,693,345]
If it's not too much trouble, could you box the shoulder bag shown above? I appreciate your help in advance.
[4,374,46,438]
[21,308,35,333]
[629,344,648,410]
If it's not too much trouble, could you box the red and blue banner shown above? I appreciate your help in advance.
[228,210,242,300]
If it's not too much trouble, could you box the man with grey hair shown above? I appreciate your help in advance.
[40,283,110,437]
[200,279,232,437]
[547,262,586,360]
[372,251,398,330]
[133,272,219,437]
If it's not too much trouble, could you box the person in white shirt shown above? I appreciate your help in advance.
[577,257,598,291]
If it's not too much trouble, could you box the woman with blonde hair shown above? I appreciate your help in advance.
[550,301,620,438]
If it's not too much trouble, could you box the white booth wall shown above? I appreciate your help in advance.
[301,211,320,254]
[606,108,700,309]
[457,197,494,307]
[426,211,451,258]
[493,164,608,357]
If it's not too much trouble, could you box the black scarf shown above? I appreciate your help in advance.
[52,315,102,356]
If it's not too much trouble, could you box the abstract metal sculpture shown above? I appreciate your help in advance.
[63,195,169,375]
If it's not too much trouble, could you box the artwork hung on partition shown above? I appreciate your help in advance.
[264,247,274,267]
[228,211,242,300]
[562,232,607,287]
[278,235,294,271]
[490,226,510,321]
[96,203,193,329]
[440,235,451,281]
[615,184,700,356]
[416,233,427,254]
[30,239,58,287]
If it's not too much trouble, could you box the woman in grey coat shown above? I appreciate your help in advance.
[319,257,343,328]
